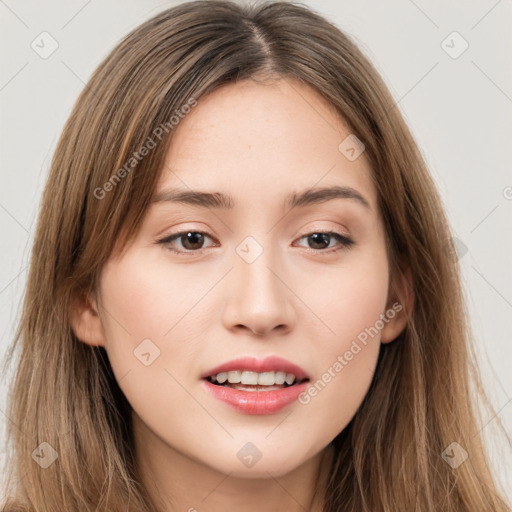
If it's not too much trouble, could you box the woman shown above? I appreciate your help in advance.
[2,1,510,510]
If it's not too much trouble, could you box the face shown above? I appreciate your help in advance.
[75,77,408,479]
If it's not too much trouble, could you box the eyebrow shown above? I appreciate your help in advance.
[151,185,372,211]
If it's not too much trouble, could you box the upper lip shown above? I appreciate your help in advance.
[201,356,310,381]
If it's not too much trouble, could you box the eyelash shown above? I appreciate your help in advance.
[156,229,355,256]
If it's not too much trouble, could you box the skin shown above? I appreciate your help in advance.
[72,77,412,512]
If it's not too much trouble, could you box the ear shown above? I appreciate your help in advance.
[381,265,414,344]
[69,290,106,347]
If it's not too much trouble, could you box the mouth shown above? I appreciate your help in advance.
[204,370,310,391]
[200,356,311,414]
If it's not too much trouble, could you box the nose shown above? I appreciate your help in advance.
[221,246,296,337]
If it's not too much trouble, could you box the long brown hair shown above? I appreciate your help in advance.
[2,1,510,510]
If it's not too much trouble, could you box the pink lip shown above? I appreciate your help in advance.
[200,356,310,415]
[202,379,310,415]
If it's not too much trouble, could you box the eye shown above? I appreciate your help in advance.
[157,231,217,255]
[156,229,355,256]
[294,231,355,254]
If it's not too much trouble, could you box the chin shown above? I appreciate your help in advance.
[203,446,307,479]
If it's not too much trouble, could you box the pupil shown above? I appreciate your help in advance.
[182,232,204,250]
[309,233,329,249]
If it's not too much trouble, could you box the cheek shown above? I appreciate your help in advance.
[96,254,204,425]
[306,244,389,350]
[97,247,216,379]
[98,249,202,343]
[294,247,388,433]
[294,302,384,448]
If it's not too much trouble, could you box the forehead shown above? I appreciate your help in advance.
[157,78,377,211]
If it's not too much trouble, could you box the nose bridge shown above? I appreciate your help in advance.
[222,233,295,335]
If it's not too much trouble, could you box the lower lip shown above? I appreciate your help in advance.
[202,379,309,415]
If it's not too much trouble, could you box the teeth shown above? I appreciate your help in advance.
[216,372,228,384]
[275,371,286,385]
[258,371,275,385]
[210,370,299,386]
[227,371,242,383]
[241,371,259,385]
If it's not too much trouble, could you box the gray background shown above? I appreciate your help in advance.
[1,0,511,501]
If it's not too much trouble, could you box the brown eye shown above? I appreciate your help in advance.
[157,229,354,256]
[307,233,332,250]
[158,231,216,254]
[179,232,206,250]
[295,231,354,253]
